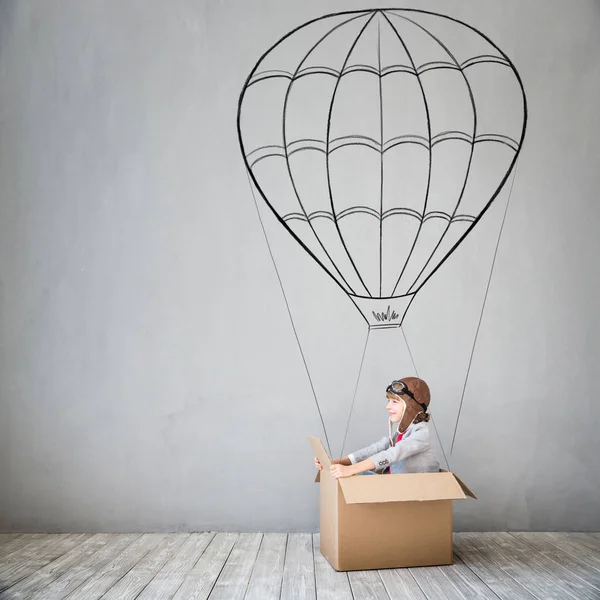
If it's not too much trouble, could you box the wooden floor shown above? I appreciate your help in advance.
[0,532,599,599]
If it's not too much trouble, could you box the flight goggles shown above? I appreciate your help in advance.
[386,380,428,412]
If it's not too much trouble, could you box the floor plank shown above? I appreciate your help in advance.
[0,535,20,543]
[0,533,67,564]
[62,533,165,600]
[437,554,502,599]
[409,565,466,600]
[493,532,600,600]
[0,535,23,551]
[540,532,600,569]
[453,535,536,600]
[461,533,571,600]
[348,570,390,600]
[379,568,427,600]
[467,533,599,600]
[244,533,286,600]
[100,534,189,600]
[171,533,238,600]
[207,533,262,600]
[0,533,597,600]
[313,534,353,600]
[136,533,215,600]
[0,534,89,594]
[29,534,140,600]
[511,532,600,590]
[1,533,111,600]
[280,533,316,600]
[566,533,600,553]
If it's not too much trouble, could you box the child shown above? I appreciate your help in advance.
[314,377,440,478]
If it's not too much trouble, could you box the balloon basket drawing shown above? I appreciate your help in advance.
[349,294,415,330]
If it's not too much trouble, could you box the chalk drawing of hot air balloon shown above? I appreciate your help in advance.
[237,8,527,456]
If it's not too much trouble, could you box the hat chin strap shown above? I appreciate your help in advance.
[397,406,420,435]
[397,417,412,435]
[389,402,417,441]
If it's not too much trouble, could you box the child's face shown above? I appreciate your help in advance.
[386,393,406,423]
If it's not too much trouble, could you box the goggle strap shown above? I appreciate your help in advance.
[386,380,427,413]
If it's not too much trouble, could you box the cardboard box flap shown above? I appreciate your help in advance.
[454,473,477,499]
[308,436,332,469]
[309,436,331,485]
[338,471,469,504]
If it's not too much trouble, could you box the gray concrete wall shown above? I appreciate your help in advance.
[1,0,599,533]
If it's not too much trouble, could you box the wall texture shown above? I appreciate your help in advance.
[1,0,599,533]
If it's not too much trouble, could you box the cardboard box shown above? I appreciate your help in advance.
[309,435,476,571]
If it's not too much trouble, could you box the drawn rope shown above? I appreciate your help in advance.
[246,172,333,457]
[401,325,451,472]
[450,157,521,455]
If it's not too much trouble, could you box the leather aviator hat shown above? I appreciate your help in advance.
[386,376,431,435]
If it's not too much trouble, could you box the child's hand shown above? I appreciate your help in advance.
[330,464,352,479]
[314,457,323,470]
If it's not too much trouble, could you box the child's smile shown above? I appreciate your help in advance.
[386,394,405,423]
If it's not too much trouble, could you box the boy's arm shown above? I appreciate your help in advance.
[347,436,391,466]
[329,437,389,479]
[315,456,353,471]
[330,457,376,478]
[368,426,430,471]
[346,457,377,474]
[332,457,352,466]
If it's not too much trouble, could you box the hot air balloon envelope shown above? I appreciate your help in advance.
[238,9,527,328]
